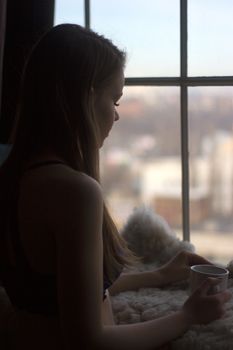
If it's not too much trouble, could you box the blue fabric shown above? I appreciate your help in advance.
[0,144,11,165]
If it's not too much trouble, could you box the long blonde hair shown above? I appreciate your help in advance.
[0,24,138,282]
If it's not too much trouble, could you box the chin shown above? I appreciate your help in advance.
[98,139,104,149]
[99,134,109,148]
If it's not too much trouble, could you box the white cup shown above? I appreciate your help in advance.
[190,264,229,295]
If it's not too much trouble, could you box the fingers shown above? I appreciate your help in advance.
[195,277,221,296]
[195,278,214,296]
[215,289,232,303]
[196,278,232,302]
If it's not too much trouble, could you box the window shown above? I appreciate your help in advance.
[54,0,233,264]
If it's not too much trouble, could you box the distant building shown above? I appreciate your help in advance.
[140,158,211,227]
[209,130,233,216]
[153,190,210,228]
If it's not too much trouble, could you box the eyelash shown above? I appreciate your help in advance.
[114,103,120,107]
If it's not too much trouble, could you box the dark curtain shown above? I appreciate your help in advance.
[0,0,55,143]
[0,0,7,123]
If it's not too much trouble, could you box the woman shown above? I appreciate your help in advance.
[0,24,231,350]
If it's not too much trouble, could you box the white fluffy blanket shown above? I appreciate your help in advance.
[111,207,233,350]
[111,264,233,350]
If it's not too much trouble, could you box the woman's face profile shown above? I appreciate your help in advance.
[93,69,125,147]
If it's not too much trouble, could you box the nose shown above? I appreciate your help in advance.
[115,111,120,121]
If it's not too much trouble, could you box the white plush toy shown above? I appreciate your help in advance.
[121,206,195,265]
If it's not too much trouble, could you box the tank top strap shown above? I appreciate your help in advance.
[24,160,67,171]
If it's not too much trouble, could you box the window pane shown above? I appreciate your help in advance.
[189,87,233,264]
[188,0,233,76]
[91,0,179,77]
[54,0,84,26]
[100,87,181,229]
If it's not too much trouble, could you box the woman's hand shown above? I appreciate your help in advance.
[182,278,231,325]
[158,250,212,285]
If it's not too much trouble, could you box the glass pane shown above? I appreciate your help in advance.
[100,87,181,229]
[91,0,179,77]
[54,0,84,26]
[188,0,233,76]
[189,87,233,264]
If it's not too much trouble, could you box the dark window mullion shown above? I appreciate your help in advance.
[180,0,190,241]
[184,76,233,86]
[125,76,233,86]
[84,0,90,29]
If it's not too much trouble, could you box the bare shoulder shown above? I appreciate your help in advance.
[45,166,103,218]
[22,165,103,235]
[32,165,102,203]
[44,165,102,197]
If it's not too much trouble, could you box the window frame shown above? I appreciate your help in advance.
[84,0,233,241]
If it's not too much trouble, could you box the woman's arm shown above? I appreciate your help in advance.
[48,171,104,349]
[109,250,213,295]
[109,269,165,296]
[102,309,189,350]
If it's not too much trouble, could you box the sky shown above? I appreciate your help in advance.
[54,0,233,78]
